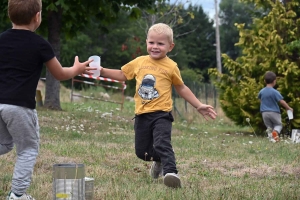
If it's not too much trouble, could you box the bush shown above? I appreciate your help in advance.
[210,0,300,135]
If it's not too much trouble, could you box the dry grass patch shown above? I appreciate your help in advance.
[201,160,300,178]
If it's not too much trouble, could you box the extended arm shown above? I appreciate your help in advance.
[279,99,293,111]
[46,56,93,81]
[100,67,127,81]
[174,84,217,120]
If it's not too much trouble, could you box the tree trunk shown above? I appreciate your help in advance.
[44,8,62,110]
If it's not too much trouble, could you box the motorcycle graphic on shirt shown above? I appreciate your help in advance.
[138,74,159,101]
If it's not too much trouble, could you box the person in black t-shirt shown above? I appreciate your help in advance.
[0,0,94,199]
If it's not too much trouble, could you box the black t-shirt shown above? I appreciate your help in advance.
[0,29,55,109]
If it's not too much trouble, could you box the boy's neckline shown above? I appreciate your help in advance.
[12,28,31,31]
[148,55,168,61]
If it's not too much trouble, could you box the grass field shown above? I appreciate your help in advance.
[0,97,300,199]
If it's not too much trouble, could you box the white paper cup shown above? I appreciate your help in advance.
[88,55,101,77]
[287,110,293,120]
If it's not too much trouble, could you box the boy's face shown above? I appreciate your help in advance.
[146,31,174,60]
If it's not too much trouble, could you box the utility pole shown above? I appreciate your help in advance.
[215,0,222,73]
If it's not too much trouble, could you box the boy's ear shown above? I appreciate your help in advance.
[34,11,41,22]
[168,43,175,52]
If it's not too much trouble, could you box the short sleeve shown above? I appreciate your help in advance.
[121,57,141,80]
[39,39,55,63]
[172,65,184,85]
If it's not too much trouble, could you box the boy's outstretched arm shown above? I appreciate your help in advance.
[174,84,217,120]
[279,99,293,112]
[100,67,127,81]
[46,56,93,81]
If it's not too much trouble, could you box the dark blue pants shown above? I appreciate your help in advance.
[134,111,178,175]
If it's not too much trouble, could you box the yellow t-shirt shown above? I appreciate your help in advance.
[121,55,184,115]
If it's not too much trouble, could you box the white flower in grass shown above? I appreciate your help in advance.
[79,124,84,130]
[246,118,250,122]
[249,141,253,144]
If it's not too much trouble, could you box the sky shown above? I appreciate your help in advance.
[169,0,220,20]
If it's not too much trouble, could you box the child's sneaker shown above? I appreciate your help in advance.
[163,173,181,188]
[272,130,280,142]
[149,161,163,179]
[266,127,272,140]
[6,191,35,200]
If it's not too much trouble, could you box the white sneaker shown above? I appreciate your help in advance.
[6,192,35,200]
[163,173,181,188]
[266,127,272,140]
[149,161,163,179]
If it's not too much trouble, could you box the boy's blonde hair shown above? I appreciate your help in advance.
[148,23,173,43]
[8,0,42,25]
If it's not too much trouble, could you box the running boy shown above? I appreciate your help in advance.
[100,23,217,188]
[258,71,293,142]
[0,0,93,199]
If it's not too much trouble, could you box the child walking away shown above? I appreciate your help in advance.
[0,0,94,199]
[100,23,217,188]
[258,71,293,142]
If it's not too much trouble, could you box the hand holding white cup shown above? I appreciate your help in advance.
[88,55,101,77]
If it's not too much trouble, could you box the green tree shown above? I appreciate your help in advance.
[210,0,300,134]
[0,0,160,110]
[173,5,216,82]
[219,0,254,60]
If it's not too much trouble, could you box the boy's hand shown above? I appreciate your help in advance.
[196,104,217,120]
[73,56,96,75]
[82,68,97,75]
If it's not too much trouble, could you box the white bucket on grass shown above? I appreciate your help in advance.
[291,129,300,143]
[85,177,94,200]
[53,163,85,200]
